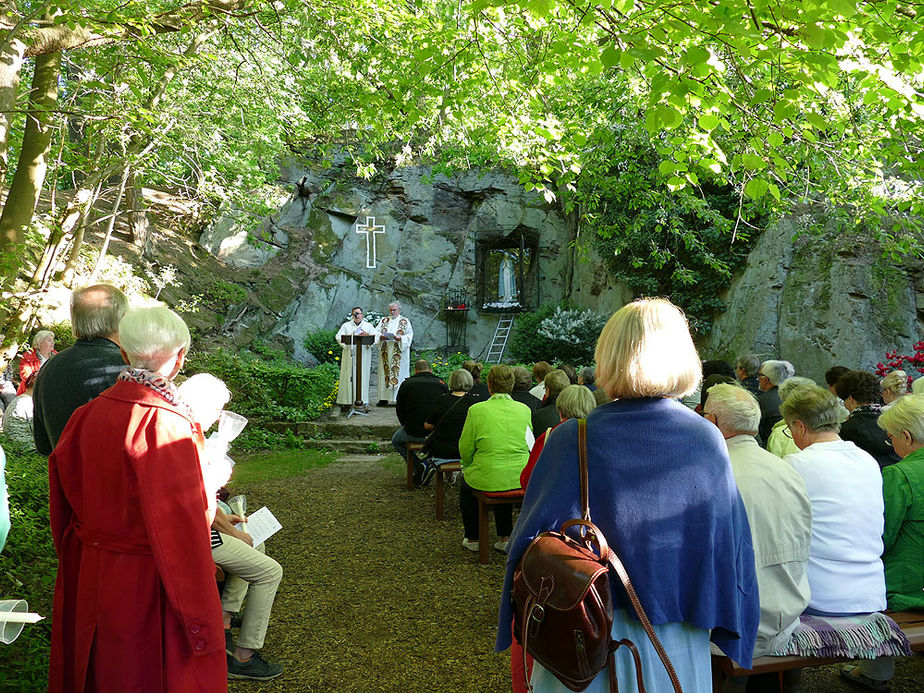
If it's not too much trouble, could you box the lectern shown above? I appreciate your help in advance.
[341,334,376,417]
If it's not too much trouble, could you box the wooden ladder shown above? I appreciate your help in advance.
[486,314,514,364]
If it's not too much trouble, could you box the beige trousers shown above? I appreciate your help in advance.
[213,533,283,650]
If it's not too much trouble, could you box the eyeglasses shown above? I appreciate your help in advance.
[782,426,793,439]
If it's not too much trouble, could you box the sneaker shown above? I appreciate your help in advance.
[227,651,284,681]
[448,471,460,485]
[839,664,889,692]
[461,538,479,552]
[419,460,437,487]
[224,629,234,655]
[493,540,509,553]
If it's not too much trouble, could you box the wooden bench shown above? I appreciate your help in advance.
[471,488,525,565]
[711,610,924,691]
[434,461,461,520]
[405,442,425,490]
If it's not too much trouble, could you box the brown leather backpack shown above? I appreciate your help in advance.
[511,419,683,692]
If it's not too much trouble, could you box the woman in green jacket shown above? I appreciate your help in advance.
[458,364,533,554]
[842,393,924,690]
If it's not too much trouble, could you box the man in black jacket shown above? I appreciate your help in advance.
[33,284,128,455]
[391,360,448,472]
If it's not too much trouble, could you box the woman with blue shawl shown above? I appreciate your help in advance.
[497,298,759,692]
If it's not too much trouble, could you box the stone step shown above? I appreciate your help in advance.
[304,439,393,455]
[265,421,396,440]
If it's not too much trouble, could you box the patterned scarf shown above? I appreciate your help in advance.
[118,367,193,418]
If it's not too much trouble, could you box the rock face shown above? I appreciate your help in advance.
[200,158,625,361]
[706,208,921,383]
[199,161,921,376]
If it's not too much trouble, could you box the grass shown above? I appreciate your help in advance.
[231,448,338,485]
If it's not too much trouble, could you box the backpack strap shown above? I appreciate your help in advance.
[578,418,589,522]
[605,549,683,692]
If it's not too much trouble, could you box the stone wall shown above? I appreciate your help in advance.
[706,208,921,383]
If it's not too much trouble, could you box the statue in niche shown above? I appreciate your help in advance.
[498,250,517,303]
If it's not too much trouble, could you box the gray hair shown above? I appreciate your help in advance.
[177,373,231,427]
[779,384,841,433]
[881,370,909,398]
[513,366,532,391]
[118,307,190,371]
[71,284,128,340]
[735,354,761,378]
[705,383,760,434]
[779,376,816,403]
[556,385,597,420]
[760,359,795,386]
[32,330,54,348]
[579,366,595,385]
[448,368,473,392]
[878,394,924,443]
[389,301,400,311]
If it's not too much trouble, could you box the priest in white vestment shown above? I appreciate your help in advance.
[376,301,413,405]
[336,307,378,411]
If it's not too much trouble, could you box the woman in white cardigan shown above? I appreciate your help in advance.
[780,385,886,615]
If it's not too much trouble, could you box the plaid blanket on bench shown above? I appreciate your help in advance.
[768,612,913,660]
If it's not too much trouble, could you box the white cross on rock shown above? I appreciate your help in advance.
[355,216,385,269]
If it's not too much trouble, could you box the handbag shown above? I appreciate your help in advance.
[511,418,683,693]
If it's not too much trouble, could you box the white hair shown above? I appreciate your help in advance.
[705,383,760,435]
[389,301,400,310]
[779,376,816,402]
[177,373,231,428]
[878,394,924,443]
[118,307,190,370]
[32,330,54,348]
[760,360,795,386]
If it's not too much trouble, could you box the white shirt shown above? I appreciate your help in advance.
[784,440,886,614]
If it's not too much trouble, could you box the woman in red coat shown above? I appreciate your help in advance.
[17,329,56,394]
[48,306,227,692]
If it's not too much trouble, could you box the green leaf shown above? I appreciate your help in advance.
[698,114,719,131]
[601,45,621,68]
[659,160,676,175]
[744,178,769,199]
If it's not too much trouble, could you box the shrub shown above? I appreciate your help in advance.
[185,348,339,425]
[415,349,470,381]
[304,329,341,365]
[0,437,55,687]
[507,304,560,364]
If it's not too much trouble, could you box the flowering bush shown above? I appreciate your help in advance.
[304,329,341,365]
[509,304,608,365]
[875,342,924,387]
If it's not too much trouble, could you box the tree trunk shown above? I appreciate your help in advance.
[0,36,27,199]
[0,49,61,261]
[125,167,152,256]
[87,163,130,283]
[60,182,101,285]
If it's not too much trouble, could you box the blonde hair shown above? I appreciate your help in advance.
[878,394,924,442]
[881,370,909,398]
[595,298,701,399]
[556,385,597,420]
